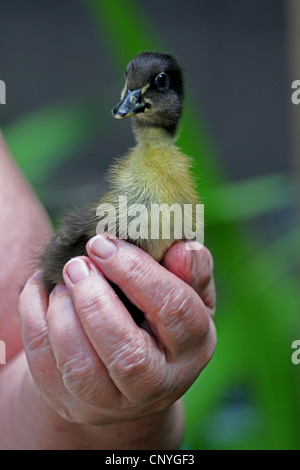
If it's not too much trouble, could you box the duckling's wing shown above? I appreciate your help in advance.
[41,205,96,292]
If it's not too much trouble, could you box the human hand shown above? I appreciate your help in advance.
[19,236,216,425]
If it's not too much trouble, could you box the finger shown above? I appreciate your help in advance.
[47,283,122,409]
[18,271,73,414]
[86,236,211,358]
[62,256,168,403]
[19,272,125,423]
[162,242,216,317]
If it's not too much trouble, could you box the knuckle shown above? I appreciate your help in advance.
[120,253,146,285]
[59,354,97,398]
[107,337,148,380]
[197,308,211,339]
[105,333,171,404]
[174,320,216,384]
[75,291,108,320]
[158,286,213,356]
[157,287,194,330]
[184,307,211,352]
[198,319,217,366]
[26,325,49,353]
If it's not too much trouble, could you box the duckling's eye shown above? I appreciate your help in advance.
[155,72,168,88]
[124,71,128,80]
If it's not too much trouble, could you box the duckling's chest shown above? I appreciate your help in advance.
[105,145,199,260]
[115,146,196,207]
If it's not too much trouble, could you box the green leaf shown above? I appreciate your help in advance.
[207,173,295,223]
[2,99,107,184]
[86,0,162,72]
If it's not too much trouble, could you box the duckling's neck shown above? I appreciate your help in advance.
[132,119,177,149]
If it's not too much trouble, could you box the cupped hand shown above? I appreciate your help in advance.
[19,236,216,424]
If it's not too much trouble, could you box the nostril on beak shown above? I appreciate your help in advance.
[112,88,145,119]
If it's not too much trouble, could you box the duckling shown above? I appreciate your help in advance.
[41,52,200,318]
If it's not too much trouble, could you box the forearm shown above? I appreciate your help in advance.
[0,134,52,360]
[0,352,184,450]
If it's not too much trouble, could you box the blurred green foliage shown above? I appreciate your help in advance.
[3,0,299,450]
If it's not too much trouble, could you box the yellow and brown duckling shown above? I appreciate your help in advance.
[41,52,200,314]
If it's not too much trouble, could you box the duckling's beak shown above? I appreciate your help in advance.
[112,88,146,119]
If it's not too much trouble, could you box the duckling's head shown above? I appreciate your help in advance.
[112,52,184,138]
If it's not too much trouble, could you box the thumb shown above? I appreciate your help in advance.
[162,242,216,316]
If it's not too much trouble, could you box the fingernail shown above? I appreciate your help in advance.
[66,259,90,284]
[31,269,42,282]
[89,235,116,260]
[53,284,67,295]
[185,241,203,252]
[49,284,67,302]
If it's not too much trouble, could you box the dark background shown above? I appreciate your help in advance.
[0,0,298,451]
[0,0,290,207]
